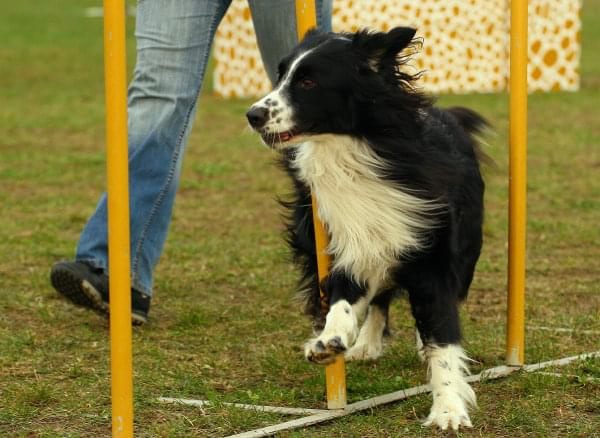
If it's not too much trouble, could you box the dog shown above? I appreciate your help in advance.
[246,27,487,431]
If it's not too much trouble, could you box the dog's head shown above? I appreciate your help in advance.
[246,27,422,149]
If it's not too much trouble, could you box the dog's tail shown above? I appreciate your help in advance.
[447,106,495,168]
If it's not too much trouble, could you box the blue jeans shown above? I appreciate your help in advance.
[76,0,332,296]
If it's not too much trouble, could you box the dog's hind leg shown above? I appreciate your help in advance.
[345,289,394,361]
[344,304,386,361]
[407,281,476,431]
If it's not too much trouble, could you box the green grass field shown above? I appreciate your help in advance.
[1,1,599,437]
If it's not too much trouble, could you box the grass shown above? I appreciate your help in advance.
[0,1,599,436]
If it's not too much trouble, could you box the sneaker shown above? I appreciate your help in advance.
[50,261,150,325]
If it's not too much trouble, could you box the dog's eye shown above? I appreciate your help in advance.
[298,78,317,90]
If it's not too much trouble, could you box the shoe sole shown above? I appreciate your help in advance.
[51,267,146,325]
[82,279,148,325]
[51,268,98,309]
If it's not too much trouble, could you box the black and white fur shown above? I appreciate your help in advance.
[247,27,487,431]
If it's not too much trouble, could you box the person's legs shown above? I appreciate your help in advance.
[52,0,232,322]
[76,0,232,296]
[249,0,333,84]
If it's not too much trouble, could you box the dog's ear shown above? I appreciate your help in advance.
[299,27,327,46]
[302,28,322,40]
[352,27,417,72]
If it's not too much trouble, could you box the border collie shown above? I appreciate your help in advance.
[247,27,487,431]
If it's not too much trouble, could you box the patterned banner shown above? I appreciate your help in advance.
[213,0,581,97]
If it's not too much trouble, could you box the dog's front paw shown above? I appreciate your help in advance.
[423,394,473,431]
[305,300,358,365]
[304,335,348,365]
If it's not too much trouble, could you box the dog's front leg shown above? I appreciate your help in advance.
[304,271,368,365]
[423,344,476,430]
[409,288,476,430]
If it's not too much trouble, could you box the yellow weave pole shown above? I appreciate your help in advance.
[506,0,528,366]
[296,0,347,410]
[104,0,134,435]
[311,194,348,409]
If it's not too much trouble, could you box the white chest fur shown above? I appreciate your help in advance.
[292,135,437,283]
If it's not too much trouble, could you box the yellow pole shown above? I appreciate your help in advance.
[311,194,348,409]
[507,0,528,366]
[104,0,134,435]
[296,1,347,410]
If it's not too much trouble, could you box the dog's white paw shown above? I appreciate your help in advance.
[344,341,382,361]
[304,335,349,364]
[305,300,358,365]
[423,394,473,431]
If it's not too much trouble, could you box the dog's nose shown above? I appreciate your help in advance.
[246,106,269,129]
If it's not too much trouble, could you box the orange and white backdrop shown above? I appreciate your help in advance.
[213,0,581,97]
